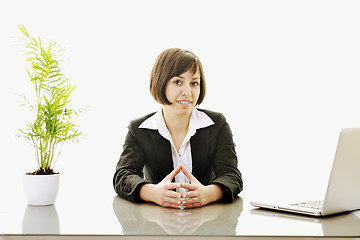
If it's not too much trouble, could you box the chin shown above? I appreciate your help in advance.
[166,102,195,115]
[177,106,194,115]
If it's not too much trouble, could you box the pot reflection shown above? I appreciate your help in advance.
[113,196,243,235]
[22,204,60,234]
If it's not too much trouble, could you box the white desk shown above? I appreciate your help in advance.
[1,187,359,239]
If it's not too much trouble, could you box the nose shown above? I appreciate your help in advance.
[181,83,192,96]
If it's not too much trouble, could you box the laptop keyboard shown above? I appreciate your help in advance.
[291,200,324,210]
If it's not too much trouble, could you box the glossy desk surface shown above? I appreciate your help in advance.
[1,190,360,239]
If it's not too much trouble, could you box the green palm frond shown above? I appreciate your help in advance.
[17,25,83,173]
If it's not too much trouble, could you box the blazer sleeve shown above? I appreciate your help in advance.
[113,122,149,202]
[209,113,243,202]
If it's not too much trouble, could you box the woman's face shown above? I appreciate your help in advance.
[164,69,201,116]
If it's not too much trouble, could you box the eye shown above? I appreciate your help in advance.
[191,81,200,86]
[173,79,182,85]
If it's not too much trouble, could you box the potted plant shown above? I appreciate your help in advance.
[16,25,83,205]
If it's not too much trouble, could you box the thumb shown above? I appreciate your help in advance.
[180,165,198,184]
[165,164,183,182]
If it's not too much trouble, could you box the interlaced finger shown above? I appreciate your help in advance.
[181,183,196,191]
[183,190,197,199]
[181,197,202,209]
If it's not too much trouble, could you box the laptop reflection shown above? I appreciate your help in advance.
[251,208,360,236]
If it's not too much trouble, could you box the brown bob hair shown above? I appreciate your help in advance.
[149,48,206,105]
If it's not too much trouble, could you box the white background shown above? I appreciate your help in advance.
[1,0,360,235]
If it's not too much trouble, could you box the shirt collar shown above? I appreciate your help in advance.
[139,108,215,131]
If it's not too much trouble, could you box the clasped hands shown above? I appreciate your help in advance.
[139,164,223,209]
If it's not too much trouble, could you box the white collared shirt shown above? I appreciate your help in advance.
[139,108,215,193]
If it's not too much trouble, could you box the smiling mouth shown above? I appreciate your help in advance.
[177,100,192,105]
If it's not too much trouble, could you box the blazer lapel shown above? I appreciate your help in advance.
[190,127,211,182]
[147,130,173,179]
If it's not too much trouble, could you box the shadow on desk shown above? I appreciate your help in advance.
[112,196,243,235]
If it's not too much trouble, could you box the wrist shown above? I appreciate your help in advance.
[139,183,155,202]
[206,184,224,203]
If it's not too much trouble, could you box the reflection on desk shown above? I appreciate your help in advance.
[22,205,60,234]
[113,196,243,235]
[251,208,360,236]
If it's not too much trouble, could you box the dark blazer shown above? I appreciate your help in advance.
[113,109,243,202]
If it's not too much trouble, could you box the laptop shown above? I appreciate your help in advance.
[251,128,360,216]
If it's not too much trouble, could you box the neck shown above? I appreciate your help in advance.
[162,106,192,134]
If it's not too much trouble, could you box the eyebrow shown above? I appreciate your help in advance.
[177,76,200,79]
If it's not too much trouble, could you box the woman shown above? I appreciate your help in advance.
[113,48,243,209]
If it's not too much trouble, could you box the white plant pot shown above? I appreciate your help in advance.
[23,173,60,206]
